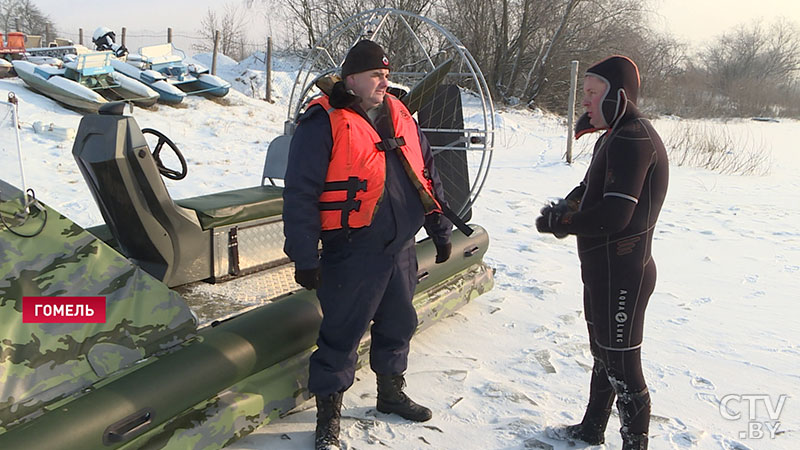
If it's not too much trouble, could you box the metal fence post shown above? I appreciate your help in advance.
[212,31,220,75]
[266,37,273,102]
[566,60,579,164]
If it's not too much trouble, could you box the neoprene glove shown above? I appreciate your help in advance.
[536,199,570,239]
[294,267,320,290]
[435,242,452,264]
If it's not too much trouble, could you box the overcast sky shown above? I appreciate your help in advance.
[30,0,800,49]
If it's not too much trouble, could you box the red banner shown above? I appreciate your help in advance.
[22,297,106,323]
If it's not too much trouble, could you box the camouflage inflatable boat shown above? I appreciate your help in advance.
[0,92,493,450]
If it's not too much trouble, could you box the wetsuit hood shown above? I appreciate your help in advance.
[575,55,641,139]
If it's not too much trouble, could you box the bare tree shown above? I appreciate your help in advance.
[699,18,800,116]
[0,0,56,37]
[196,3,251,60]
[522,0,581,105]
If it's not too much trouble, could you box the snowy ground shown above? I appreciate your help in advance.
[1,54,798,450]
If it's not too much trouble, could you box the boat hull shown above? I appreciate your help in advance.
[13,60,107,112]
[175,74,231,97]
[13,60,160,111]
[111,59,186,104]
[110,58,230,103]
[0,210,492,450]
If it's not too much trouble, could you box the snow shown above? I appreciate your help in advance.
[2,53,799,450]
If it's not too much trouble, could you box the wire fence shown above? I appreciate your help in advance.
[54,28,271,61]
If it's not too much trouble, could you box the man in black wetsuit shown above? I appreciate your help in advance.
[536,55,669,450]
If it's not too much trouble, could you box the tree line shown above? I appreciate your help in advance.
[272,0,800,118]
[5,0,800,118]
[0,0,56,41]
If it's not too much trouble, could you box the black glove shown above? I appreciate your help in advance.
[434,242,452,264]
[294,267,320,290]
[536,199,570,239]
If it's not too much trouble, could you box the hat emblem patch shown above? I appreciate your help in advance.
[382,56,389,66]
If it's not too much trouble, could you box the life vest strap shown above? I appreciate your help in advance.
[323,178,367,193]
[320,176,368,233]
[375,136,406,152]
[439,202,474,236]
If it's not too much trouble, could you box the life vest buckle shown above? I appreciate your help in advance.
[320,176,368,233]
[375,136,406,152]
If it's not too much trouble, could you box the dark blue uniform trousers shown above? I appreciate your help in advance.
[308,242,419,396]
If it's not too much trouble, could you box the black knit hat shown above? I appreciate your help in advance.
[341,40,391,78]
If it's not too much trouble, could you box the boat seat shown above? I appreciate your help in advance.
[140,43,182,65]
[176,185,284,230]
[261,121,294,186]
[73,109,211,287]
[33,64,63,78]
[149,55,182,65]
[25,34,42,48]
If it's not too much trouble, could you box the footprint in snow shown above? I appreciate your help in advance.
[669,430,705,447]
[691,297,712,307]
[522,285,546,298]
[556,313,578,325]
[669,317,690,325]
[715,435,753,450]
[690,376,716,390]
[696,392,719,407]
[523,437,554,449]
[533,349,557,374]
[479,382,539,406]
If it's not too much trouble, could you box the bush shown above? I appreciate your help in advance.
[664,121,771,176]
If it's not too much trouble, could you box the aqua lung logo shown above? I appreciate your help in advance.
[615,289,628,343]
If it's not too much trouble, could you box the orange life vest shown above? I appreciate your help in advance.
[308,94,441,231]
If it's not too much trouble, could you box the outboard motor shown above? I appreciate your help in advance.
[92,26,128,57]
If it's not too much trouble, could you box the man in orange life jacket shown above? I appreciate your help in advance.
[282,40,453,450]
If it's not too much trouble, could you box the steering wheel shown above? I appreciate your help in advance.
[141,128,187,180]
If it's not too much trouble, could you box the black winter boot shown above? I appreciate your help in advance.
[376,373,432,422]
[621,431,649,450]
[617,387,651,450]
[562,407,612,445]
[315,392,343,450]
[560,357,616,445]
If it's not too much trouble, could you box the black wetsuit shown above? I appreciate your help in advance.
[562,112,669,436]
